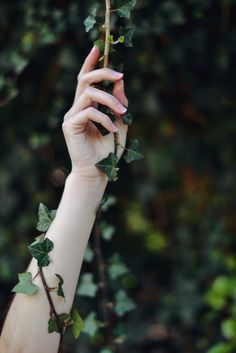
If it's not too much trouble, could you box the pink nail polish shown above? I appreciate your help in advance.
[113,71,123,78]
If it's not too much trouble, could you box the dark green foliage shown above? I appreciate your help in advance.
[28,237,54,267]
[124,138,143,163]
[122,113,134,125]
[48,313,72,334]
[55,273,65,298]
[95,153,119,181]
[1,0,236,352]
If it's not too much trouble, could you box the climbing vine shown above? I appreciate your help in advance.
[12,1,142,352]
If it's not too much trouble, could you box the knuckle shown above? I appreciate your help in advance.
[84,86,95,97]
[86,106,96,116]
[78,73,88,84]
[62,120,70,132]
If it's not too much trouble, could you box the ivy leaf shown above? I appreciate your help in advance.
[221,318,236,340]
[96,153,119,182]
[71,307,84,339]
[55,273,65,298]
[94,106,116,136]
[84,8,97,32]
[124,138,144,163]
[12,272,39,296]
[117,0,137,18]
[48,313,72,334]
[114,289,136,317]
[206,342,235,353]
[83,312,100,337]
[28,237,54,267]
[119,27,135,47]
[108,254,129,280]
[122,113,134,126]
[84,244,94,263]
[108,35,114,43]
[100,221,115,241]
[37,202,56,232]
[100,349,113,353]
[94,39,105,53]
[100,194,117,212]
[77,273,98,298]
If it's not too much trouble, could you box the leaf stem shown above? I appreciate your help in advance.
[39,267,63,352]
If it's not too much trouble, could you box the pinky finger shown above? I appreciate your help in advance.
[63,107,118,135]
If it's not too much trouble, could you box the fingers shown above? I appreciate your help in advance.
[78,46,100,78]
[113,80,129,108]
[75,68,124,101]
[72,86,128,116]
[79,68,123,87]
[63,107,118,135]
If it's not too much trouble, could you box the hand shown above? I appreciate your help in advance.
[62,46,129,180]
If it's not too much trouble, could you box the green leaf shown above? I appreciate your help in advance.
[37,203,56,232]
[84,244,94,263]
[71,307,84,339]
[108,254,129,280]
[124,138,144,163]
[117,0,137,18]
[114,289,136,317]
[100,194,117,212]
[118,36,125,43]
[206,342,235,353]
[28,237,54,267]
[100,349,113,353]
[221,318,236,340]
[77,273,98,298]
[100,221,115,241]
[84,8,97,32]
[108,35,114,43]
[48,313,72,334]
[12,272,39,296]
[83,312,100,337]
[94,39,105,53]
[119,27,135,47]
[55,273,65,298]
[96,153,119,182]
[122,113,134,126]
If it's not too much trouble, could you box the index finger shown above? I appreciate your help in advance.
[78,46,100,79]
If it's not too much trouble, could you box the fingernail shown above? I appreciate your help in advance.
[112,71,123,78]
[117,103,127,113]
[91,46,98,53]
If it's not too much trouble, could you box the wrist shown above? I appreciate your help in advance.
[69,165,108,185]
[66,166,108,212]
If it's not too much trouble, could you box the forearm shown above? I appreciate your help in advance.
[0,168,107,353]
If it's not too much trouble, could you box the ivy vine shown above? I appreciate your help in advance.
[12,1,142,352]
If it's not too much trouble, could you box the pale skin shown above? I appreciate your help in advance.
[0,46,128,353]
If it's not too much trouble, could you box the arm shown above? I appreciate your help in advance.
[0,46,128,353]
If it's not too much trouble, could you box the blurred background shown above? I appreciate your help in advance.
[1,0,236,352]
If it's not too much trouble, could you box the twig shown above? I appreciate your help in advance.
[103,0,111,69]
[103,0,119,156]
[39,267,63,351]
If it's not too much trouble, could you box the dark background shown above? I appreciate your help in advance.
[1,1,236,352]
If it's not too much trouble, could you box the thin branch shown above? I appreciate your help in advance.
[103,0,111,68]
[39,267,64,351]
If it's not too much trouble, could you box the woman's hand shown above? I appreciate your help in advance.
[62,46,129,180]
